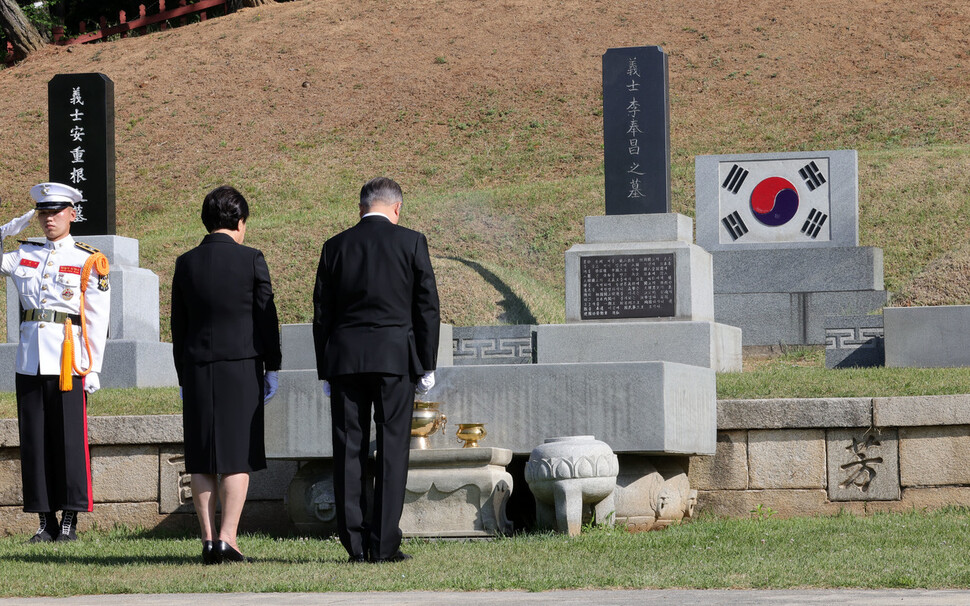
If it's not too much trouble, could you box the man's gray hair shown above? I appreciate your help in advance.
[359,177,403,210]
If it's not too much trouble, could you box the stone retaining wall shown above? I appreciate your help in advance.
[690,394,970,517]
[3,395,969,536]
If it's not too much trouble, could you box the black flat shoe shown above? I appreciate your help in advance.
[347,554,367,563]
[216,540,254,563]
[369,550,412,563]
[202,540,220,565]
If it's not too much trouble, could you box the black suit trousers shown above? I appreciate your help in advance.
[330,373,414,560]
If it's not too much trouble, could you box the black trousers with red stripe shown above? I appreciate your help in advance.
[15,373,92,513]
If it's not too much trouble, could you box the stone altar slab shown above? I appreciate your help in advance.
[884,305,970,368]
[265,361,717,459]
[402,447,513,538]
[281,323,454,370]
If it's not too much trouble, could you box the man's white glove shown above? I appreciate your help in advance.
[415,371,435,395]
[321,380,331,398]
[84,372,100,395]
[0,209,34,241]
[264,370,279,402]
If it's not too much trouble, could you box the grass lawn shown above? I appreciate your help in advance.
[1,509,969,596]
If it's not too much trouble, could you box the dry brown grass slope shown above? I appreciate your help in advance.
[0,0,968,333]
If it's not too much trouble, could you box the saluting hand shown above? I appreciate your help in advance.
[0,209,35,241]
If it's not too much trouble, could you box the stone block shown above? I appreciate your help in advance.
[99,340,179,389]
[748,429,826,489]
[712,247,883,294]
[104,266,160,341]
[873,394,970,427]
[91,445,159,503]
[453,324,535,365]
[717,398,872,430]
[0,448,22,506]
[884,305,970,368]
[695,489,867,518]
[0,419,17,448]
[689,431,748,491]
[535,321,741,371]
[266,361,717,459]
[899,425,970,486]
[88,415,183,445]
[565,241,714,323]
[249,460,298,501]
[714,290,887,346]
[695,149,859,252]
[584,213,693,244]
[79,235,140,268]
[281,322,454,371]
[825,314,884,369]
[402,447,513,537]
[826,429,900,501]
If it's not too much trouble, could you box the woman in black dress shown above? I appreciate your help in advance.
[171,186,281,564]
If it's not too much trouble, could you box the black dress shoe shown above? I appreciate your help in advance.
[28,513,59,544]
[369,551,412,563]
[216,540,254,563]
[54,511,77,542]
[347,554,367,563]
[202,540,220,565]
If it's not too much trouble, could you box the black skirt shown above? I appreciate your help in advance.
[181,358,266,474]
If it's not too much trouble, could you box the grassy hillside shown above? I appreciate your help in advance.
[1,0,968,341]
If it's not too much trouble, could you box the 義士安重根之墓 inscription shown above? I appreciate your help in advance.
[580,254,675,319]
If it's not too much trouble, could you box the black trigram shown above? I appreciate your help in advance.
[722,211,749,240]
[722,164,749,194]
[801,208,827,238]
[799,161,826,191]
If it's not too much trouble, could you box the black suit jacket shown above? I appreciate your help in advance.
[171,233,282,384]
[313,215,440,380]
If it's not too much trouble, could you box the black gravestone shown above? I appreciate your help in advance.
[580,253,676,319]
[602,46,670,215]
[48,73,116,236]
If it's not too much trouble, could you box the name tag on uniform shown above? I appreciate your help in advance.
[59,266,81,275]
[19,259,39,268]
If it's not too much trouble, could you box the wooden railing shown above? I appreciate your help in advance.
[54,0,228,45]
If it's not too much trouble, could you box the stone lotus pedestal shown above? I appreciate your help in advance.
[402,447,513,538]
[525,435,619,536]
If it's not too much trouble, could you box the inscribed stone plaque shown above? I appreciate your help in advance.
[580,253,675,319]
[48,72,116,236]
[827,429,900,501]
[602,46,671,215]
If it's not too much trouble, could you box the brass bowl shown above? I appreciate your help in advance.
[456,423,486,448]
[411,401,446,449]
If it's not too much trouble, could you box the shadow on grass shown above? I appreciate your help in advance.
[446,256,538,324]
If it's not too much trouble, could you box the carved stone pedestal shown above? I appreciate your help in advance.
[402,447,513,538]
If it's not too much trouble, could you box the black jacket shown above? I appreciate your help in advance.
[171,233,281,383]
[313,215,440,380]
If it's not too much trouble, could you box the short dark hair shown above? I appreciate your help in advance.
[359,177,403,210]
[201,185,249,232]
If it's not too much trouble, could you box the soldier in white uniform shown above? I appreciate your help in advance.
[0,182,110,543]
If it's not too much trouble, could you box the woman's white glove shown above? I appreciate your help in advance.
[84,372,100,394]
[1,209,35,241]
[264,371,279,402]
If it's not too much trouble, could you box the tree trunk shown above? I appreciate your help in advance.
[0,0,46,59]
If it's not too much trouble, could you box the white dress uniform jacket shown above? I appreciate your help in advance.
[0,236,110,376]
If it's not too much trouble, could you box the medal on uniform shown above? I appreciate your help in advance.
[62,288,75,301]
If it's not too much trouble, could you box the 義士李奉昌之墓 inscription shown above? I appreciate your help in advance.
[580,253,675,319]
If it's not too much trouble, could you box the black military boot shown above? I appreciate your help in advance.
[28,512,59,543]
[54,510,78,542]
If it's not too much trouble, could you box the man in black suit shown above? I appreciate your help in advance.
[313,177,440,563]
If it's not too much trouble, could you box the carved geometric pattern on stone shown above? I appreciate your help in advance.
[825,327,885,350]
[453,337,533,359]
[839,434,883,493]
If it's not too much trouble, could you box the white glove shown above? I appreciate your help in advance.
[415,371,435,395]
[84,372,100,394]
[321,380,331,397]
[1,209,35,241]
[264,370,279,402]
